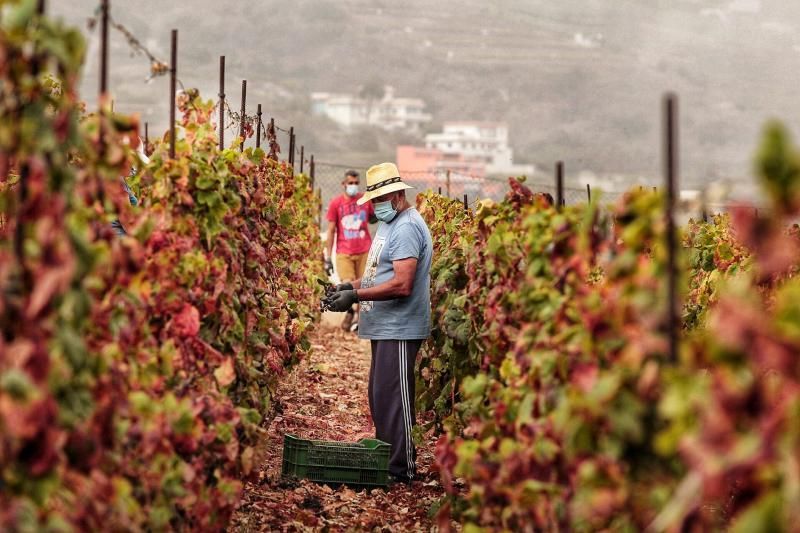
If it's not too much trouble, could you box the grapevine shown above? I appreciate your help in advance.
[3,2,800,531]
[420,128,800,530]
[0,4,320,529]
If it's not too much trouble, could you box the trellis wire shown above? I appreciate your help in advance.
[88,5,169,82]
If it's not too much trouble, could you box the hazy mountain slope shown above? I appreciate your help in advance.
[52,0,800,186]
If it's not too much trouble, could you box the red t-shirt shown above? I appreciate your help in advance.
[326,194,374,255]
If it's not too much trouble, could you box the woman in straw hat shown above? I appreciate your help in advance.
[328,162,433,484]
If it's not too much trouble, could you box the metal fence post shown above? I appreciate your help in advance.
[317,187,323,228]
[300,146,305,173]
[144,122,149,154]
[256,104,262,149]
[169,29,177,159]
[664,93,679,364]
[99,0,109,97]
[586,183,591,203]
[239,79,247,152]
[310,155,316,189]
[266,117,277,160]
[463,193,468,212]
[556,161,564,211]
[97,0,110,159]
[446,169,451,197]
[218,56,225,150]
[288,127,295,168]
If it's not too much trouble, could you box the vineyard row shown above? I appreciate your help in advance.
[1,7,322,530]
[415,120,800,530]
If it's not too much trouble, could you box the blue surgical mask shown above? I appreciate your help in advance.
[374,199,398,222]
[346,184,359,197]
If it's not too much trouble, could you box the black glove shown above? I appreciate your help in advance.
[336,282,353,292]
[328,290,359,312]
[324,258,334,276]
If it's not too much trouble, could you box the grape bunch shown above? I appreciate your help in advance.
[317,278,337,312]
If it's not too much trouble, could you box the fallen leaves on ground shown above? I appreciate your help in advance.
[231,324,448,532]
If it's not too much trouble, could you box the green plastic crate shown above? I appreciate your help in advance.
[281,434,391,487]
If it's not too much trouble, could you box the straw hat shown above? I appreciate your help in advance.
[356,162,413,205]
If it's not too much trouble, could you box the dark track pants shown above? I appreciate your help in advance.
[368,339,423,480]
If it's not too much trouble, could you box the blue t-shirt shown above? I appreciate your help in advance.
[358,207,433,340]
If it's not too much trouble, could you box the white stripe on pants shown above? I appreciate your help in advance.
[368,339,423,480]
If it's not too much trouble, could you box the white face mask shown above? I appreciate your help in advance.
[373,197,398,222]
[346,184,359,197]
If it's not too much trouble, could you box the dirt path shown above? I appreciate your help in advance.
[231,321,445,532]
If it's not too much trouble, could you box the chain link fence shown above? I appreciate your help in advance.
[312,162,786,268]
[314,162,631,229]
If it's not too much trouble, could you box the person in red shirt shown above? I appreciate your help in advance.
[325,170,376,331]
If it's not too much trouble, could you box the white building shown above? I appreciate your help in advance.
[424,122,534,176]
[311,93,366,128]
[310,86,432,133]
